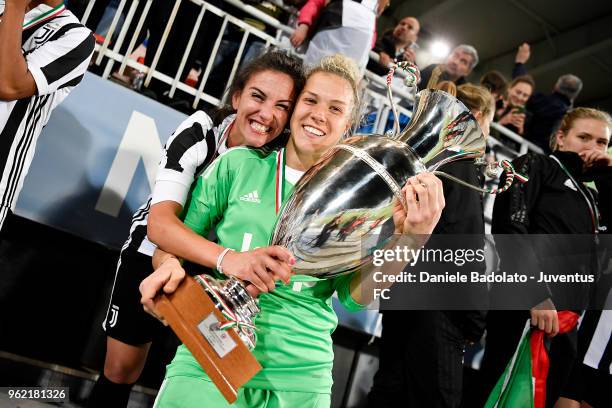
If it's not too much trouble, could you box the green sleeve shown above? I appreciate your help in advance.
[332,273,366,312]
[183,156,231,237]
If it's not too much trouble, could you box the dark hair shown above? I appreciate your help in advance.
[480,70,507,96]
[509,75,535,91]
[213,49,305,125]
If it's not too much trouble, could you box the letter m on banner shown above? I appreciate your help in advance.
[95,111,163,217]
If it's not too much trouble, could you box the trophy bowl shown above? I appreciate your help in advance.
[271,136,424,278]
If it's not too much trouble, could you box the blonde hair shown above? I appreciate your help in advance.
[551,107,612,150]
[306,54,361,124]
[435,80,457,96]
[435,81,495,119]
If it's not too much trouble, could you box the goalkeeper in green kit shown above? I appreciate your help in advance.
[140,54,446,407]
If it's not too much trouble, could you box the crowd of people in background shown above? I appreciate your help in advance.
[64,0,592,157]
[1,1,610,408]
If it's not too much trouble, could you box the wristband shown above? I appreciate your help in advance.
[216,247,233,275]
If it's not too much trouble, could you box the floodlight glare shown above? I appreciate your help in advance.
[431,41,450,58]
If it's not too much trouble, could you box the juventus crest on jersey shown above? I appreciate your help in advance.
[0,2,94,228]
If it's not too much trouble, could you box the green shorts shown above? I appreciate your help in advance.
[153,375,331,408]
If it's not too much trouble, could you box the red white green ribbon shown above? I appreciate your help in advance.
[275,148,285,214]
[386,60,420,88]
[212,119,233,161]
[195,274,257,348]
[487,160,529,194]
[22,2,65,30]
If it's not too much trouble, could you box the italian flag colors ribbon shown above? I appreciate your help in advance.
[22,2,65,30]
[485,311,579,408]
[486,160,529,195]
[275,148,285,214]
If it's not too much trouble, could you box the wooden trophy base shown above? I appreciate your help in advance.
[155,275,261,403]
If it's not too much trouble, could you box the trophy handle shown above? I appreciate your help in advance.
[385,61,420,138]
[431,159,529,194]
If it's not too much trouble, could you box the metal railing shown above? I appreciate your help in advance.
[80,0,540,157]
[490,122,544,155]
[81,0,416,115]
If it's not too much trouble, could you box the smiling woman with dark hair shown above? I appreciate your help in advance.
[497,75,535,136]
[88,50,305,408]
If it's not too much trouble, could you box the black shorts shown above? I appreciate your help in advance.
[581,364,612,407]
[103,246,164,345]
[562,363,612,407]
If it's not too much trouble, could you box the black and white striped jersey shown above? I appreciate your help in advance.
[124,112,233,257]
[582,289,612,374]
[0,3,94,226]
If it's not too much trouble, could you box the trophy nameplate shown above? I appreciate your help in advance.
[155,276,261,403]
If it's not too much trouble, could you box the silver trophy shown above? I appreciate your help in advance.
[196,63,528,348]
[196,87,488,350]
[270,88,486,278]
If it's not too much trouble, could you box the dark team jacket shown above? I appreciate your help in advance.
[367,30,404,76]
[434,161,487,342]
[417,64,467,91]
[491,151,612,309]
[388,161,487,342]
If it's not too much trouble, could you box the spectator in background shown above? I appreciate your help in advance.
[496,75,535,136]
[418,44,479,90]
[513,43,583,152]
[290,0,389,74]
[368,16,420,75]
[480,70,507,104]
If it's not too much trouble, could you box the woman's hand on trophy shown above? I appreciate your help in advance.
[220,247,296,294]
[139,255,186,325]
[393,173,445,235]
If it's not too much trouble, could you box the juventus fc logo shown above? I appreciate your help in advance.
[34,26,56,45]
[108,305,119,328]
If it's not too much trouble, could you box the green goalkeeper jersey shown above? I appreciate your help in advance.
[166,147,364,394]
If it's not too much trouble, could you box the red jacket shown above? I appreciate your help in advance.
[297,0,377,48]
